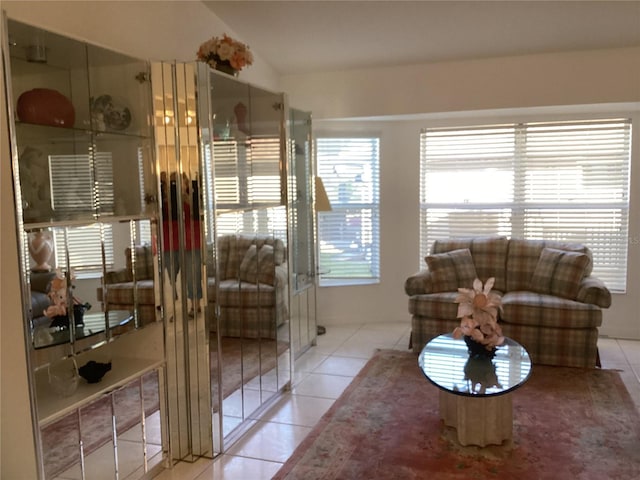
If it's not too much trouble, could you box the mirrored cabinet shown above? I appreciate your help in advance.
[4,17,167,479]
[4,15,319,479]
[155,61,293,454]
[196,66,293,445]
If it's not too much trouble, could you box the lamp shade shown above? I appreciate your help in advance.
[315,176,332,212]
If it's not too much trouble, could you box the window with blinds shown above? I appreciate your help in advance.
[316,137,380,286]
[53,224,114,272]
[420,118,632,292]
[211,136,282,209]
[207,135,286,236]
[49,153,115,273]
[49,153,114,214]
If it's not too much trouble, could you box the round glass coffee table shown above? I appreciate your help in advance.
[419,333,532,446]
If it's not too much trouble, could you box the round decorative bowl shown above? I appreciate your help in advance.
[16,88,75,127]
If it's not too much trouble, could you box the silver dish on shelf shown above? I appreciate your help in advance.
[91,94,131,131]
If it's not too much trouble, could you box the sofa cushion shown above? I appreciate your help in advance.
[529,248,589,300]
[432,236,508,292]
[425,248,477,292]
[408,292,460,320]
[216,279,276,307]
[239,244,276,285]
[501,291,602,329]
[102,280,156,305]
[506,239,592,292]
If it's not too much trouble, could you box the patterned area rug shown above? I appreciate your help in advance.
[274,349,640,480]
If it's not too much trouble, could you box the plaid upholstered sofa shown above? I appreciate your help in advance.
[98,234,288,338]
[405,236,611,368]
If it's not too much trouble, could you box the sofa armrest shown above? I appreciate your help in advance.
[404,270,434,296]
[576,276,612,308]
[274,263,288,288]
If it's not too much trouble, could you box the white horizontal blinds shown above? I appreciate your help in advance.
[215,208,287,238]
[212,139,240,207]
[49,153,114,214]
[420,118,631,292]
[316,137,380,285]
[49,153,115,272]
[420,125,515,266]
[138,219,152,245]
[248,136,282,205]
[202,143,216,243]
[93,152,115,215]
[53,224,114,271]
[137,147,146,214]
[519,120,631,291]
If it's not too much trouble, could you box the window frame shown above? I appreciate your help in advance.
[315,135,381,287]
[419,117,632,293]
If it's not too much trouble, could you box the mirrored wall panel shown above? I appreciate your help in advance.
[152,61,213,461]
[196,63,291,447]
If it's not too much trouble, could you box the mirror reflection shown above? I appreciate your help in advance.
[198,66,291,444]
[39,369,164,480]
[29,218,159,350]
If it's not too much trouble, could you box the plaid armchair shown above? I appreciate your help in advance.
[405,236,611,368]
[211,234,288,338]
[97,245,158,325]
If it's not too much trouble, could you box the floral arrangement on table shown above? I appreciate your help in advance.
[197,34,254,73]
[452,277,505,356]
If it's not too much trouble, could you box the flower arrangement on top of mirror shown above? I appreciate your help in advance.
[197,34,254,76]
[452,277,504,359]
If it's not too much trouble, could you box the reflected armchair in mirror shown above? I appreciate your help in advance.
[98,235,289,339]
[97,245,158,325]
[210,234,289,339]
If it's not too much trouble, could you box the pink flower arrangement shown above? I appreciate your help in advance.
[197,34,254,72]
[452,277,505,351]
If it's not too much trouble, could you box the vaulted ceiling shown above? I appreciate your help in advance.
[203,1,640,75]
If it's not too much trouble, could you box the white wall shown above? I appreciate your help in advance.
[282,48,640,340]
[282,46,640,120]
[2,0,280,91]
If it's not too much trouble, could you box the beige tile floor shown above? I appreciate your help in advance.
[150,325,640,480]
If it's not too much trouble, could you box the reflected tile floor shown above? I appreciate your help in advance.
[154,325,640,480]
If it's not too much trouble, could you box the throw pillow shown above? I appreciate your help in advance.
[256,244,275,285]
[529,247,589,300]
[239,244,276,285]
[425,248,478,292]
[239,244,258,282]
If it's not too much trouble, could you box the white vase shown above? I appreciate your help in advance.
[29,230,54,271]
